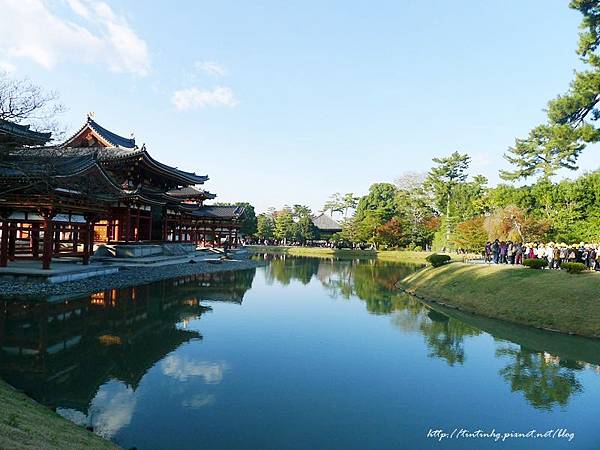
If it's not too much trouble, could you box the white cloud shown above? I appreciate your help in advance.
[162,355,228,384]
[195,60,227,77]
[0,61,16,73]
[182,393,216,409]
[172,86,239,110]
[57,380,137,439]
[0,0,149,75]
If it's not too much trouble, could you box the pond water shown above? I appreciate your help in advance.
[1,255,600,450]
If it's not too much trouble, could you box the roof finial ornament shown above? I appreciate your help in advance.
[141,143,146,151]
[87,111,95,121]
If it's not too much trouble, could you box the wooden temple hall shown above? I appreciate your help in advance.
[0,116,245,269]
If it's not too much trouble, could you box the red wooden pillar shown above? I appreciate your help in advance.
[31,223,40,258]
[73,222,79,254]
[42,212,55,270]
[8,222,16,261]
[82,220,91,265]
[134,207,140,241]
[0,220,8,267]
[125,208,131,242]
[53,224,61,254]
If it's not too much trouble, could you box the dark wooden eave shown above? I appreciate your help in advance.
[0,119,51,146]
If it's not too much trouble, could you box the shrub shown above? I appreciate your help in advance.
[523,258,548,269]
[426,253,451,267]
[560,262,587,274]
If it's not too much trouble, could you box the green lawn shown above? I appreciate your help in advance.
[399,262,600,338]
[246,245,470,263]
[0,379,119,450]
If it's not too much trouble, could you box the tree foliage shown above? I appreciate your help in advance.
[453,216,488,252]
[502,1,600,181]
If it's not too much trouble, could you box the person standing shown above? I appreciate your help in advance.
[484,242,492,263]
[546,243,554,269]
[500,241,507,264]
[515,242,523,265]
[492,239,500,264]
[553,245,561,269]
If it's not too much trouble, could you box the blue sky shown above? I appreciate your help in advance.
[0,0,596,213]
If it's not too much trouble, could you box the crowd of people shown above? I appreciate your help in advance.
[483,240,600,270]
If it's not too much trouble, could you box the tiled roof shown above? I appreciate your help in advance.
[312,213,342,231]
[167,186,216,199]
[61,116,135,149]
[0,119,51,145]
[87,117,136,148]
[192,205,245,219]
[0,154,98,180]
[15,146,209,185]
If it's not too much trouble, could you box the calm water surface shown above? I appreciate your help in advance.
[2,255,600,450]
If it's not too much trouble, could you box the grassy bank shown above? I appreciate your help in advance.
[0,379,118,450]
[399,262,600,338]
[247,245,463,263]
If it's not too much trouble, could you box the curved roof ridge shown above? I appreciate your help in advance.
[60,115,136,149]
[87,117,136,148]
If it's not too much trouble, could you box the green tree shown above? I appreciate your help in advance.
[274,210,295,244]
[341,193,359,218]
[294,214,317,244]
[354,183,398,223]
[395,173,438,249]
[354,211,385,248]
[502,1,600,181]
[424,151,471,247]
[501,125,586,181]
[323,193,343,218]
[291,205,317,244]
[256,213,274,240]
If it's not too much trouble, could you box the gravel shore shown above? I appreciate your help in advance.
[0,255,262,299]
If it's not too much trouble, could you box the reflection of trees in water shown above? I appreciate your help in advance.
[319,259,421,314]
[308,256,482,366]
[496,346,583,410]
[262,254,321,285]
[392,298,481,366]
[261,255,594,410]
[420,312,481,366]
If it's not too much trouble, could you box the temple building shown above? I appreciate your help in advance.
[311,213,342,239]
[0,115,245,269]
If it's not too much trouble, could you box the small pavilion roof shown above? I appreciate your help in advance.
[61,116,136,149]
[192,205,245,220]
[167,186,216,199]
[0,119,52,146]
[312,213,342,232]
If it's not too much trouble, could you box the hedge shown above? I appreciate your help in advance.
[523,258,548,269]
[560,262,587,274]
[425,253,451,268]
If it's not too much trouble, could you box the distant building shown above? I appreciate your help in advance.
[311,213,342,240]
[0,116,245,269]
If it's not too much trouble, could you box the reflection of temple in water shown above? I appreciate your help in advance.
[0,268,255,414]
